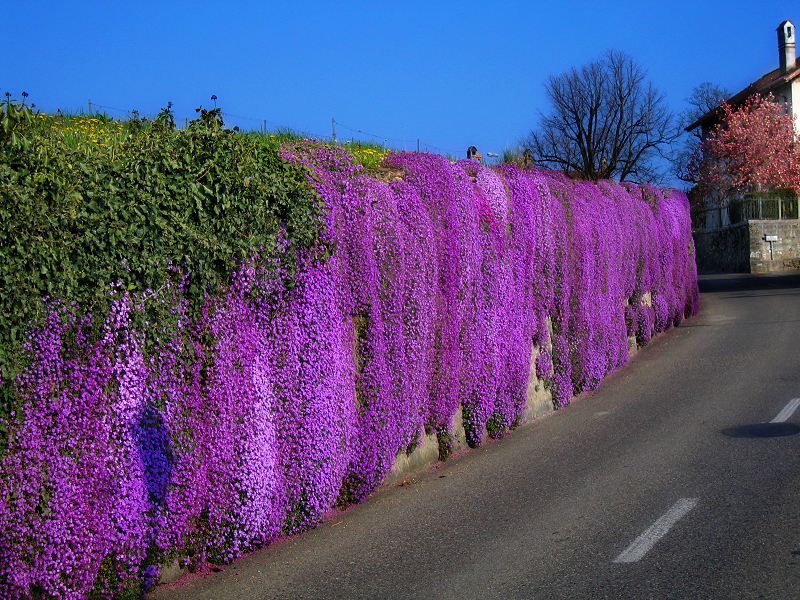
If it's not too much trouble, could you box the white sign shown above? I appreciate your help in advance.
[765,234,779,242]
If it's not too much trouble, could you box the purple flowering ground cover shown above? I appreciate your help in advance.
[0,145,698,599]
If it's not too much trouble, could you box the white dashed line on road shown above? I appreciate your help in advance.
[770,398,800,423]
[613,498,699,564]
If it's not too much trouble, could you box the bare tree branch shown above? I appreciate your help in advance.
[521,50,676,184]
[671,82,730,183]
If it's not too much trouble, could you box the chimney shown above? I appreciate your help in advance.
[778,20,796,74]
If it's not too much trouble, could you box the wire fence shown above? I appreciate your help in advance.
[86,99,468,159]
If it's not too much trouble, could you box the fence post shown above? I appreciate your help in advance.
[332,118,337,143]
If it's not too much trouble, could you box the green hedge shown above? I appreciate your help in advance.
[0,103,328,419]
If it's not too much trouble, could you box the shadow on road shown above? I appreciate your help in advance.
[698,272,800,294]
[721,423,800,438]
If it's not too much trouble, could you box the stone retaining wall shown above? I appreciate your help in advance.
[693,219,800,273]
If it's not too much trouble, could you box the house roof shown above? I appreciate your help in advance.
[686,57,800,132]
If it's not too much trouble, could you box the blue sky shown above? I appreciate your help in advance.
[2,1,796,186]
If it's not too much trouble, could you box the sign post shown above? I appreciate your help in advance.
[764,233,779,260]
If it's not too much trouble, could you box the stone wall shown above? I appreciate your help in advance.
[692,221,751,273]
[693,219,800,273]
[748,220,800,272]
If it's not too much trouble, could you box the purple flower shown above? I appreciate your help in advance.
[0,145,698,598]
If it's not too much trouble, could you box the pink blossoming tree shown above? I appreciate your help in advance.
[691,93,800,199]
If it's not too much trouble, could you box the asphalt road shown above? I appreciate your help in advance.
[149,272,800,600]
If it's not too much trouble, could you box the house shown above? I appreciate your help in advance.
[689,20,800,273]
[687,20,800,138]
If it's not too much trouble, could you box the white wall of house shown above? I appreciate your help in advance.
[770,79,800,131]
[793,79,800,131]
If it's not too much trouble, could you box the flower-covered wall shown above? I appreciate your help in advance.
[0,145,698,599]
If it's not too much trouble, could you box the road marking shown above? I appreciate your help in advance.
[613,498,699,564]
[770,398,800,423]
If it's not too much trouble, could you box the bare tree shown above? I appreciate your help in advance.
[671,82,730,183]
[521,50,675,183]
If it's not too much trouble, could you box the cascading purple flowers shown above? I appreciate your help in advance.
[0,145,698,599]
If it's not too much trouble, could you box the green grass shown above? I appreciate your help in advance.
[249,127,390,169]
[21,108,391,169]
